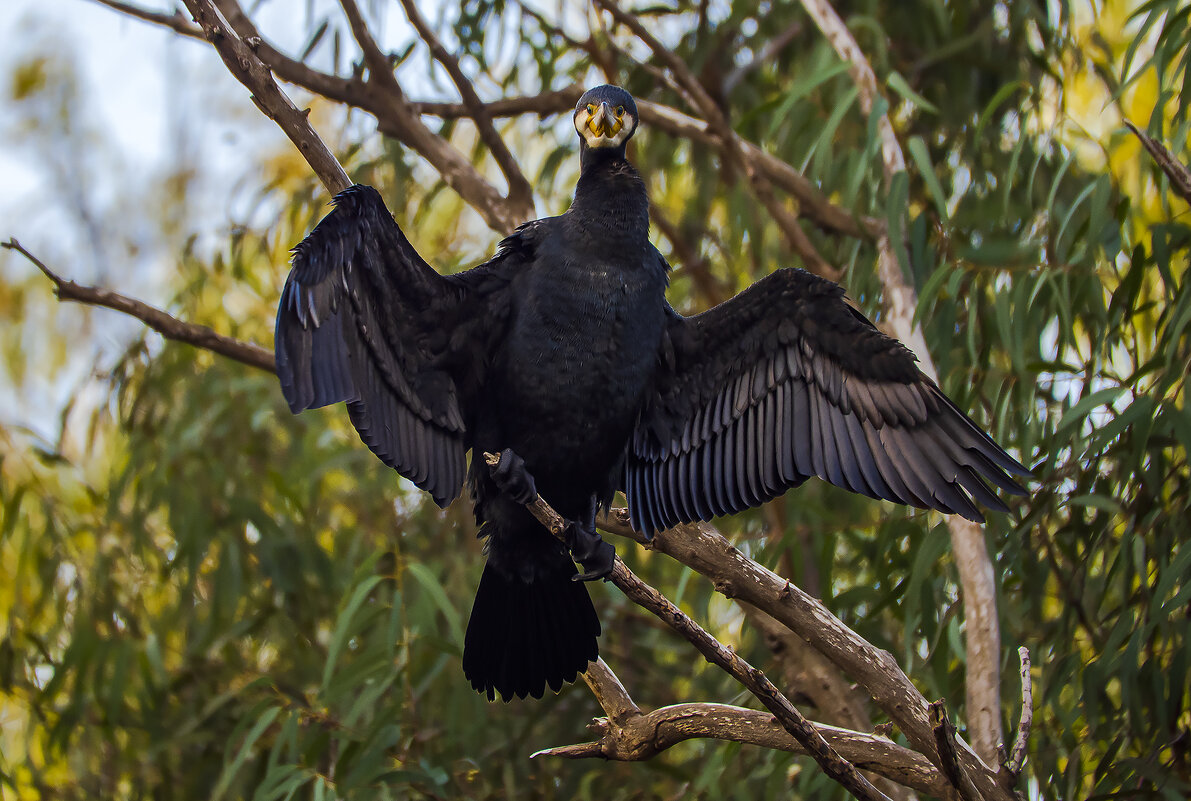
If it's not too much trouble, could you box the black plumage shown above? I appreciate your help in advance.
[275,84,1029,702]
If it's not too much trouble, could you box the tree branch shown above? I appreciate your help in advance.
[930,701,983,801]
[482,453,891,801]
[3,239,275,374]
[336,0,526,233]
[180,0,351,195]
[535,699,950,797]
[1124,120,1191,203]
[1002,647,1033,781]
[395,0,535,215]
[597,509,1014,801]
[94,1,878,242]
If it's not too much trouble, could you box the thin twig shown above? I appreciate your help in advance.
[1125,120,1191,203]
[94,0,203,38]
[1004,647,1033,779]
[482,452,891,801]
[4,239,275,373]
[396,0,534,214]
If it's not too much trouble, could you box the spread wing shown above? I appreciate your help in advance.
[627,267,1030,535]
[275,184,526,507]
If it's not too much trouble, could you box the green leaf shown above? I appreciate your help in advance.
[211,706,281,801]
[322,574,385,692]
[907,136,949,221]
[886,71,939,113]
[405,562,464,651]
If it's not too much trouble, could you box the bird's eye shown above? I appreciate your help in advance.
[586,104,595,114]
[615,106,625,117]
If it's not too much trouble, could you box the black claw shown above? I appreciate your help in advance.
[489,448,538,503]
[566,522,615,581]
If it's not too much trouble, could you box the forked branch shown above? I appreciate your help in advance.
[482,452,892,801]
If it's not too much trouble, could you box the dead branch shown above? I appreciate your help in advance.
[597,509,1014,801]
[1003,647,1033,781]
[482,453,891,801]
[3,239,275,374]
[536,697,949,797]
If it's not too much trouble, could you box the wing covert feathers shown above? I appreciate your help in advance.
[627,268,1030,535]
[275,185,473,507]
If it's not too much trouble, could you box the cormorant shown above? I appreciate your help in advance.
[274,84,1029,702]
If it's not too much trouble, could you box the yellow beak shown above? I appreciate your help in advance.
[587,102,623,138]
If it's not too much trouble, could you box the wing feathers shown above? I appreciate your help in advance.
[628,269,1028,535]
[276,184,478,508]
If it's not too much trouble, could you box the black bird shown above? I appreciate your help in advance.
[275,84,1029,702]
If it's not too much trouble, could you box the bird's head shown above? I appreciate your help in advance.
[574,85,638,151]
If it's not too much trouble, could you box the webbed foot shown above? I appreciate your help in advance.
[488,448,538,504]
[566,522,616,581]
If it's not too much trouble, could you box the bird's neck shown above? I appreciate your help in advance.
[570,148,649,241]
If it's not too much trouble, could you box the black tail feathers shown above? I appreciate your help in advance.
[463,556,601,701]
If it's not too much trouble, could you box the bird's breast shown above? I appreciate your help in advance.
[491,256,666,478]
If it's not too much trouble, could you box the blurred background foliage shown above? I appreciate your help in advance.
[1,0,1189,798]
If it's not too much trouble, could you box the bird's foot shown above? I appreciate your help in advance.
[488,448,538,504]
[566,522,615,581]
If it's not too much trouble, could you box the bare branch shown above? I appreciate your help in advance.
[930,701,983,801]
[94,1,878,245]
[180,0,351,195]
[537,699,949,797]
[1004,647,1033,780]
[597,509,1015,801]
[1125,120,1191,203]
[93,0,202,39]
[483,453,891,801]
[396,0,535,214]
[581,658,640,726]
[4,239,275,374]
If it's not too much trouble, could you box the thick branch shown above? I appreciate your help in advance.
[180,0,350,195]
[536,700,949,797]
[580,658,641,726]
[483,454,891,801]
[597,509,1013,801]
[4,239,275,373]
